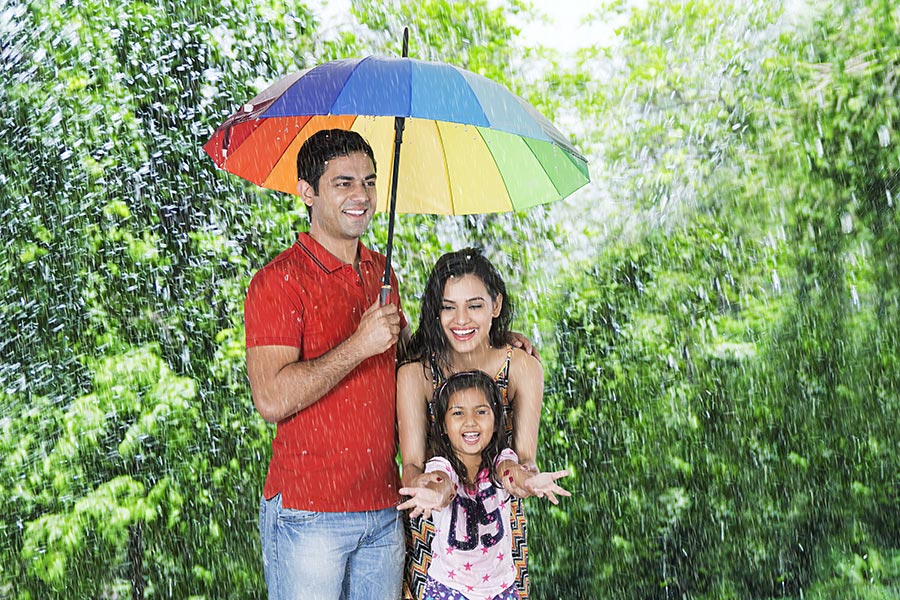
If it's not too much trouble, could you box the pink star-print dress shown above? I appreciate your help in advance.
[425,450,519,599]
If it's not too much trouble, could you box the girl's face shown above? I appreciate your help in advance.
[444,387,496,459]
[440,274,502,354]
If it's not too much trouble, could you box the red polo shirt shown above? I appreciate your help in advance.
[244,233,405,511]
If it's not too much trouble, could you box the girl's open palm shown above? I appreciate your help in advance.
[524,469,571,505]
[397,485,447,520]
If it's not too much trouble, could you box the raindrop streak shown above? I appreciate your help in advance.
[2,0,900,599]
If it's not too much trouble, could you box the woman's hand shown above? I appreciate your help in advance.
[498,459,538,498]
[524,469,571,505]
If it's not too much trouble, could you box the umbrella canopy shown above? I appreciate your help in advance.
[203,56,590,215]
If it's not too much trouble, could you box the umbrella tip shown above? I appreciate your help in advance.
[402,27,409,58]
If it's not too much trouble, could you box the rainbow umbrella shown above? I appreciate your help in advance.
[203,32,589,301]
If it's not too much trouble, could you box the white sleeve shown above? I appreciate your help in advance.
[425,456,460,488]
[495,448,519,466]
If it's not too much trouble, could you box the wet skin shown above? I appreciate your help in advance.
[444,387,497,481]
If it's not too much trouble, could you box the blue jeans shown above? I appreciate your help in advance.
[259,494,404,600]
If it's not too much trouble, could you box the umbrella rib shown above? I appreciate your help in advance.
[434,120,454,215]
[262,115,307,187]
[478,127,516,211]
[259,115,357,190]
[527,137,564,201]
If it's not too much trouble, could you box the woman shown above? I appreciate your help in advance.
[397,247,544,599]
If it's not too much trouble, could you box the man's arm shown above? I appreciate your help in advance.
[507,331,541,362]
[248,301,401,423]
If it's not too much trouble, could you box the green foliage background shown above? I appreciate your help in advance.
[1,0,898,598]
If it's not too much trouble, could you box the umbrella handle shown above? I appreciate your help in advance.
[379,285,392,307]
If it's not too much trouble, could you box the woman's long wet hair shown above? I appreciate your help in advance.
[404,247,513,375]
[428,370,509,490]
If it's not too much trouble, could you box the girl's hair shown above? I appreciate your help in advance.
[428,370,509,490]
[404,247,512,374]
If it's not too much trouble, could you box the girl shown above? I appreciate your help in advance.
[398,371,569,600]
[397,248,544,598]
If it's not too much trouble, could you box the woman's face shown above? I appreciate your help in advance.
[439,274,502,354]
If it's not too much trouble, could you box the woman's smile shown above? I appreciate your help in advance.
[440,274,502,353]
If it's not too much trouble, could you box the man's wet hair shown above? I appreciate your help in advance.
[296,129,376,193]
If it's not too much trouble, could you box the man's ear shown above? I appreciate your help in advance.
[297,179,315,208]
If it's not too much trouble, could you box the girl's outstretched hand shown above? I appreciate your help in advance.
[498,460,538,498]
[398,471,455,519]
[524,470,572,505]
[410,470,444,489]
[397,485,447,519]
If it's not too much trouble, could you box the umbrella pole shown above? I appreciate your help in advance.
[380,27,409,306]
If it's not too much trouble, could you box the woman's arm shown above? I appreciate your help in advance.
[397,361,432,488]
[495,349,544,497]
[509,348,544,468]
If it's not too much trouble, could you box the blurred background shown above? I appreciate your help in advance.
[2,0,898,598]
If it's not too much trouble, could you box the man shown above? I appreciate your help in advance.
[245,129,407,600]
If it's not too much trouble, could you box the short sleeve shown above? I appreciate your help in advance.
[245,266,304,348]
[425,456,460,489]
[495,448,518,466]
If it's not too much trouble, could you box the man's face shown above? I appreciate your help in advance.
[299,152,377,245]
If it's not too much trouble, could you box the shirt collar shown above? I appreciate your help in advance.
[296,232,375,273]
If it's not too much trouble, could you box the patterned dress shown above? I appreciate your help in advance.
[403,346,530,599]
